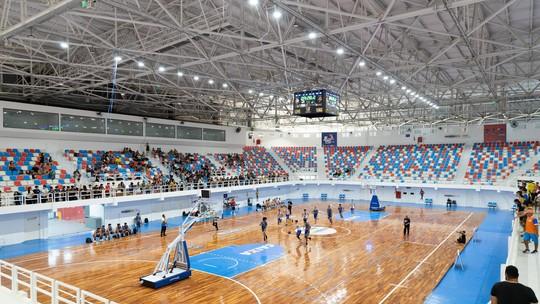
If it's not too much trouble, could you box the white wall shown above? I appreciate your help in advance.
[253,122,540,147]
[0,211,48,246]
[0,100,245,154]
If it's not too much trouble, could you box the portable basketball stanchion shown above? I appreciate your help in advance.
[453,249,464,269]
[140,198,218,288]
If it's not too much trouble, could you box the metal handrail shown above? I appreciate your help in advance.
[0,177,289,207]
[0,259,116,304]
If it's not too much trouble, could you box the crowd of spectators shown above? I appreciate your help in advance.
[8,152,55,180]
[81,148,155,182]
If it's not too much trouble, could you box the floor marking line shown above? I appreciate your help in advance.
[193,269,262,304]
[378,212,474,304]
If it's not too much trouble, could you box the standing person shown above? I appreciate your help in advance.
[231,204,236,217]
[255,189,259,203]
[523,207,539,254]
[160,214,167,237]
[302,209,308,221]
[287,201,293,216]
[134,212,142,233]
[312,206,319,223]
[338,204,344,219]
[304,219,311,245]
[285,208,291,225]
[420,188,425,200]
[403,215,411,240]
[277,208,283,225]
[260,217,268,242]
[295,220,302,240]
[212,217,219,231]
[327,205,333,224]
[491,265,537,304]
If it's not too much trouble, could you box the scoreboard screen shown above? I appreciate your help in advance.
[293,89,339,118]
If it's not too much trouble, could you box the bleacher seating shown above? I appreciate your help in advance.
[324,146,370,178]
[272,146,316,172]
[0,149,73,193]
[465,142,540,184]
[65,149,160,181]
[215,146,286,177]
[361,144,463,182]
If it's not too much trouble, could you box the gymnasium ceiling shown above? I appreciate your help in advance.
[1,0,540,129]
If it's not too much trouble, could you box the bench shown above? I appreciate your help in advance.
[487,202,497,209]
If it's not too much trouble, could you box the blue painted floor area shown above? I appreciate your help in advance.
[425,209,513,304]
[190,243,284,277]
[337,210,389,222]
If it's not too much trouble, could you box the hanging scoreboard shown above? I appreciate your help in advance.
[293,89,339,118]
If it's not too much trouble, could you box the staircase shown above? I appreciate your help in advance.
[267,148,295,178]
[454,144,472,183]
[206,154,236,176]
[51,150,88,184]
[357,146,377,180]
[316,147,326,179]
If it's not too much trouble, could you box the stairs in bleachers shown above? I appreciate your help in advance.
[267,148,294,178]
[316,147,326,179]
[206,154,236,177]
[454,144,472,183]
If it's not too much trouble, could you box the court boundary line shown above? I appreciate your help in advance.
[378,212,474,304]
[193,269,262,304]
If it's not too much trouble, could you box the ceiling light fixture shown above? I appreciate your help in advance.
[208,79,214,84]
[376,71,382,76]
[272,10,282,19]
[336,48,344,55]
[248,0,258,6]
[308,32,317,39]
[358,61,366,67]
[222,83,228,88]
[113,56,122,62]
[193,76,199,81]
[158,66,165,72]
[59,42,69,49]
[137,61,145,67]
[177,71,183,76]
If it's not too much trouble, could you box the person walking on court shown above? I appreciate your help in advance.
[295,220,302,240]
[523,207,539,254]
[288,201,293,216]
[338,204,344,219]
[160,214,167,237]
[491,265,537,304]
[134,212,142,233]
[260,217,268,242]
[403,215,411,240]
[302,209,308,221]
[277,208,283,225]
[313,206,319,223]
[304,219,311,245]
[327,205,333,224]
[212,217,219,231]
[420,188,425,200]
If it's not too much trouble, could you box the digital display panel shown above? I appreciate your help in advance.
[293,89,339,118]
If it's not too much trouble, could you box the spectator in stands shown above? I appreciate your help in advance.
[523,207,538,254]
[516,199,527,227]
[8,161,17,174]
[490,265,537,304]
[73,169,81,182]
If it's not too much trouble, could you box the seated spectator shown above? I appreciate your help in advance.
[107,224,115,238]
[115,223,123,237]
[101,225,110,240]
[122,223,131,236]
[491,265,537,304]
[93,227,103,241]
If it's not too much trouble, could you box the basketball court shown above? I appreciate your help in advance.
[4,200,493,304]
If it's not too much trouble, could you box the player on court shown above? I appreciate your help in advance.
[295,220,302,240]
[277,208,283,225]
[285,208,291,225]
[302,209,309,221]
[304,219,311,245]
[312,206,319,223]
[338,204,344,218]
[288,201,293,216]
[260,217,268,242]
[403,215,410,240]
[327,205,333,224]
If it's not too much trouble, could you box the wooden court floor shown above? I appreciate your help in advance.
[6,201,484,304]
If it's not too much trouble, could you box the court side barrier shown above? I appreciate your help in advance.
[0,259,116,304]
[0,177,289,207]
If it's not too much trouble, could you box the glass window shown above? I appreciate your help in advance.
[106,118,143,136]
[61,115,105,134]
[3,108,59,131]
[146,122,175,138]
[177,125,202,140]
[203,128,226,141]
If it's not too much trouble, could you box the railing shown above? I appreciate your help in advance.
[0,259,116,304]
[0,177,289,207]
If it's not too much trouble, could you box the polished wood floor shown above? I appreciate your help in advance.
[5,202,484,304]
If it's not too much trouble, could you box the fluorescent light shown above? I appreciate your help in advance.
[208,79,214,84]
[389,79,395,84]
[248,0,258,6]
[269,95,274,98]
[113,56,122,62]
[383,76,389,80]
[409,91,415,95]
[358,61,366,67]
[222,83,228,88]
[120,93,125,96]
[336,48,344,55]
[259,92,264,96]
[193,76,199,81]
[59,42,69,49]
[137,61,144,67]
[158,66,165,72]
[401,86,406,90]
[177,71,183,76]
[406,89,411,93]
[248,89,253,94]
[308,32,317,39]
[272,10,282,19]
[376,71,382,76]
